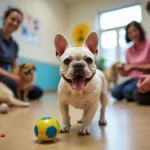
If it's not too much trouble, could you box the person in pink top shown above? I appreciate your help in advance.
[112,21,150,102]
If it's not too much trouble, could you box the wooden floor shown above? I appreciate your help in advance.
[0,91,150,150]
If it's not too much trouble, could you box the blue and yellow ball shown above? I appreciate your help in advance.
[34,117,60,141]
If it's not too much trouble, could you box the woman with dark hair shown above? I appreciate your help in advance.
[112,21,150,102]
[0,8,43,100]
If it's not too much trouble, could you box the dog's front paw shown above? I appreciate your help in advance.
[0,103,9,114]
[78,126,90,136]
[24,102,30,107]
[77,119,83,124]
[24,98,29,102]
[99,119,107,125]
[60,124,71,133]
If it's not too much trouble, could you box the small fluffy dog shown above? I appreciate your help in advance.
[12,64,36,101]
[103,61,123,90]
[54,32,108,135]
[0,82,30,114]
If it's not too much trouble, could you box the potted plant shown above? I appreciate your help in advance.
[95,58,106,71]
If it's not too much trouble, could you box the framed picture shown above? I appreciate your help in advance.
[20,14,41,44]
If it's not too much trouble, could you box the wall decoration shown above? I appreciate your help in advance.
[72,24,90,47]
[20,13,40,44]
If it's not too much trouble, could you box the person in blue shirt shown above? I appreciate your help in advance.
[0,8,43,100]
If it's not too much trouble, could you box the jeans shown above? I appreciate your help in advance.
[112,78,138,101]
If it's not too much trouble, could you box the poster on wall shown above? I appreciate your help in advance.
[20,14,40,44]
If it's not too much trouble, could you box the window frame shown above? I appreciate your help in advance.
[96,3,142,63]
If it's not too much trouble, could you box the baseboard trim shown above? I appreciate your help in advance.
[44,89,57,93]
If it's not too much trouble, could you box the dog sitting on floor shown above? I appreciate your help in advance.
[12,63,36,101]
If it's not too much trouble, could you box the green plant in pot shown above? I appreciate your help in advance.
[95,58,105,71]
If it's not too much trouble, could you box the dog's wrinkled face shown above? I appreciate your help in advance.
[19,64,36,80]
[54,32,98,91]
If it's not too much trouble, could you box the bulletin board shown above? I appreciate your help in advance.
[19,14,40,44]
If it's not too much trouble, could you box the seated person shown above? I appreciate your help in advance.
[0,8,43,100]
[112,21,150,101]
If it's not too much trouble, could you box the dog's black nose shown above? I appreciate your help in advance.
[73,63,84,70]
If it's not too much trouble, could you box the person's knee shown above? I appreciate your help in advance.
[29,87,43,99]
[111,87,123,100]
[111,88,117,98]
[123,86,134,100]
[36,88,43,98]
[133,90,139,101]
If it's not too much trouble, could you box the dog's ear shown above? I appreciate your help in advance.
[83,32,98,54]
[54,34,70,57]
[19,63,26,70]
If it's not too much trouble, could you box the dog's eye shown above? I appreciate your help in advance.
[24,68,28,71]
[63,58,71,65]
[85,57,93,64]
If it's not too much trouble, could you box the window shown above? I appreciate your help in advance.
[98,4,142,68]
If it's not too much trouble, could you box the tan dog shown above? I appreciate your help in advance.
[0,82,30,114]
[103,61,123,90]
[12,64,36,101]
[54,32,108,135]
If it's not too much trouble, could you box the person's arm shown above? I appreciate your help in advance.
[137,74,150,93]
[11,58,18,70]
[0,57,19,81]
[117,48,132,76]
[133,64,150,71]
[11,42,19,70]
[0,67,20,82]
[117,67,131,76]
[0,67,19,81]
[125,64,150,73]
[0,67,25,89]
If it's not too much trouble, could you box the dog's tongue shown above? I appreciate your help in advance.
[72,76,85,91]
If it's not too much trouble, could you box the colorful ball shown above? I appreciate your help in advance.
[34,117,60,141]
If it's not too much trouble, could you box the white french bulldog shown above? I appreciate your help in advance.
[54,32,108,136]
